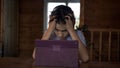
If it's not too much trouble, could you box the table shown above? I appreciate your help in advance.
[0,57,120,68]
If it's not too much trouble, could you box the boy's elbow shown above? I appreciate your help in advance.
[32,49,36,59]
[82,55,89,63]
[32,54,35,59]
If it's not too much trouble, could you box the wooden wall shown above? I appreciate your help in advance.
[83,0,120,62]
[0,0,1,56]
[0,0,120,58]
[84,0,120,29]
[19,0,44,57]
[18,0,120,59]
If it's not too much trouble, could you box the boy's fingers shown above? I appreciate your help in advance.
[49,16,56,22]
[65,16,70,20]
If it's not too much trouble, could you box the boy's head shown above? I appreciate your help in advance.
[49,5,75,40]
[50,5,75,25]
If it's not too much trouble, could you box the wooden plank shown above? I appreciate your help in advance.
[90,31,93,61]
[89,29,120,32]
[108,32,111,61]
[99,32,102,62]
[117,32,120,61]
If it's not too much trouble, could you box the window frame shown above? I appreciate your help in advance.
[44,0,80,31]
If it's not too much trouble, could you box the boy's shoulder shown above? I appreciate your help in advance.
[75,29,83,33]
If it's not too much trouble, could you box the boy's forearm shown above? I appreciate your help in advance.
[32,48,35,59]
[68,29,89,62]
[41,28,53,40]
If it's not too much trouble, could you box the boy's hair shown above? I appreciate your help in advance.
[50,5,75,25]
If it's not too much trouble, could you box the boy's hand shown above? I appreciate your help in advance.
[41,16,56,40]
[65,15,74,31]
[48,16,56,31]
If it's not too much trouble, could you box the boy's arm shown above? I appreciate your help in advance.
[41,16,56,40]
[68,29,89,63]
[32,16,56,59]
[66,16,89,63]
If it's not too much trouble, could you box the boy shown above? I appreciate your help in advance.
[33,5,89,63]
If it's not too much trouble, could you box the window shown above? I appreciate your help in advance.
[44,0,80,30]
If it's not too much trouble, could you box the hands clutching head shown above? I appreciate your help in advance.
[48,14,74,32]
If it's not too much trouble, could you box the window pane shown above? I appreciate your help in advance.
[47,3,80,29]
[68,3,80,29]
[47,3,65,28]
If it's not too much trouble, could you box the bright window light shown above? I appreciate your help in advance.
[68,3,80,29]
[47,3,65,28]
[47,2,80,29]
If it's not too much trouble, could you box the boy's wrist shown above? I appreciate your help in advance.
[67,28,75,33]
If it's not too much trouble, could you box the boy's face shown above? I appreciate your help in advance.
[54,23,69,40]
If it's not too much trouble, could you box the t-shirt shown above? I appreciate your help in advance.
[49,30,86,46]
